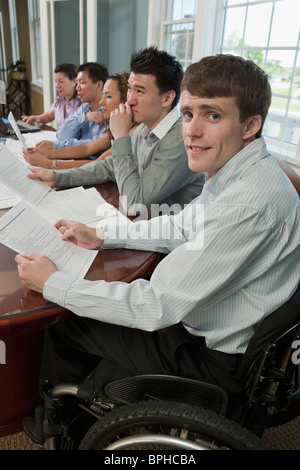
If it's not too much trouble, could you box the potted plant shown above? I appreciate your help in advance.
[8,58,26,80]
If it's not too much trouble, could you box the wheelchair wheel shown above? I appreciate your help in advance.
[79,401,269,450]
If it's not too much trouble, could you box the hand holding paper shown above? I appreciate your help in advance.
[0,143,51,205]
[15,252,57,294]
[55,219,104,249]
[0,201,97,279]
[8,112,28,150]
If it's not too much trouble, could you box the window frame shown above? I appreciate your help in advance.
[0,12,7,84]
[147,0,300,170]
[161,18,197,70]
[8,0,20,64]
[220,0,300,169]
[28,0,43,93]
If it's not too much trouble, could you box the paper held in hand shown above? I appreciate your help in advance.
[0,143,130,277]
[8,111,28,151]
[0,201,97,279]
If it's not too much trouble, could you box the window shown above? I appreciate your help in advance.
[148,0,300,166]
[28,0,43,89]
[8,0,19,64]
[162,0,198,70]
[0,12,7,86]
[221,0,300,164]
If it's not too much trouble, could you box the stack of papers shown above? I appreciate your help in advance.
[0,129,58,209]
[0,144,128,279]
[0,201,98,279]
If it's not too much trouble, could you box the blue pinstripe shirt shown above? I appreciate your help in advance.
[53,103,106,151]
[44,137,300,354]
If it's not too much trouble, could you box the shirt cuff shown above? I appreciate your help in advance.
[112,136,132,157]
[43,271,77,306]
[52,140,63,149]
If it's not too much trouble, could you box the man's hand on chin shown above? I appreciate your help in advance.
[15,253,57,294]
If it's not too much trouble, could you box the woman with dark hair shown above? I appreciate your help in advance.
[23,71,137,169]
[21,63,81,128]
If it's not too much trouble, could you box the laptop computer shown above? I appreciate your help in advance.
[0,116,41,137]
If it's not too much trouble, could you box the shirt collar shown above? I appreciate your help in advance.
[204,137,270,196]
[82,102,102,112]
[141,107,181,140]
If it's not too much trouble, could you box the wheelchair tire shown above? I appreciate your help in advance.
[79,401,269,450]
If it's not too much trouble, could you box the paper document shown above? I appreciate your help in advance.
[0,143,51,205]
[5,130,57,161]
[36,187,121,226]
[0,201,97,278]
[0,183,21,209]
[8,112,28,150]
[0,143,128,226]
[23,129,58,147]
[5,138,26,162]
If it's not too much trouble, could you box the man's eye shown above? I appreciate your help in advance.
[209,113,219,121]
[183,111,193,120]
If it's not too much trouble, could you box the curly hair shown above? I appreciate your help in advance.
[109,71,130,103]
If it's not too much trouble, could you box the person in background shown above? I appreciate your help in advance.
[21,63,81,128]
[23,72,138,169]
[34,62,109,155]
[26,47,204,213]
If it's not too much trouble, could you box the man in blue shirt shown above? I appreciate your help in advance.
[36,62,108,154]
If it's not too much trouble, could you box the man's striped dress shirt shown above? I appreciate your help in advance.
[44,137,300,354]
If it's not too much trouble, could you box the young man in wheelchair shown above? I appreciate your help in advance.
[16,54,300,446]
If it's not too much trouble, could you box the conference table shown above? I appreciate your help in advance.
[0,181,162,436]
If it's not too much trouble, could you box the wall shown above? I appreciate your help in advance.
[52,0,148,77]
[0,0,148,115]
[39,0,148,109]
[54,1,81,66]
[108,0,148,73]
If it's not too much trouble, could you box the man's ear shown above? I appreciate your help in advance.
[162,90,176,108]
[97,80,104,91]
[243,115,262,140]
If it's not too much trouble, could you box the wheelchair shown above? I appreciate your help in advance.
[24,282,300,451]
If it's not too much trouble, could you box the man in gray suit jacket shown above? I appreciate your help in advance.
[28,47,204,216]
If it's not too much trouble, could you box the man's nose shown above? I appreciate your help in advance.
[127,91,136,106]
[186,118,204,137]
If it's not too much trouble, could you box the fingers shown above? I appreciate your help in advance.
[111,102,131,116]
[54,219,74,230]
[27,167,55,186]
[15,253,42,277]
[27,167,41,178]
[54,220,79,241]
[15,252,41,263]
[60,226,77,241]
[15,253,57,293]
